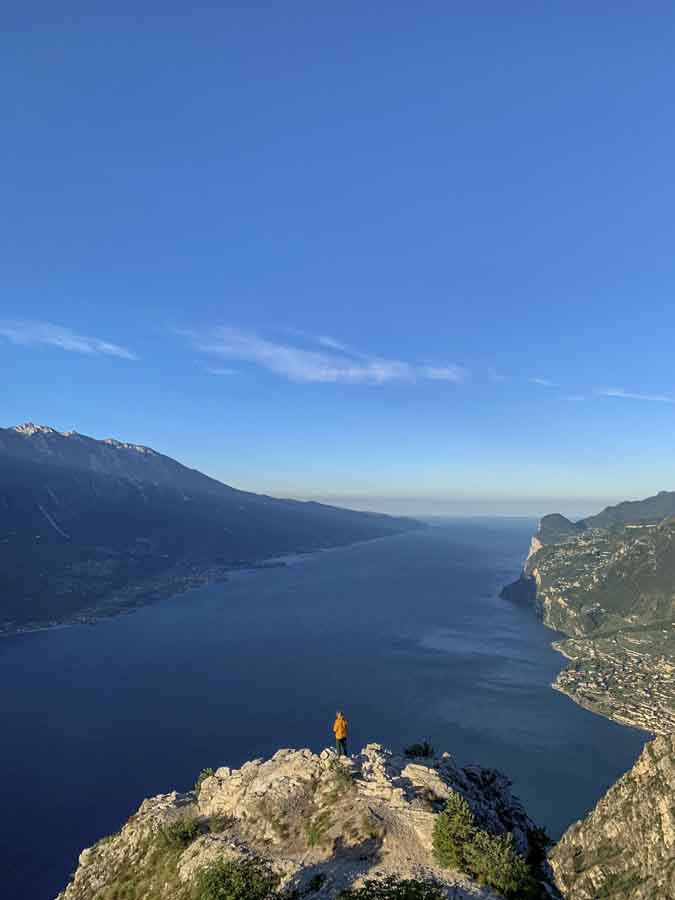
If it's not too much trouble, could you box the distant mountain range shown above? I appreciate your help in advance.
[0,424,423,630]
[537,489,675,543]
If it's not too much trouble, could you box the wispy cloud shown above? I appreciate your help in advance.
[0,320,137,360]
[203,366,238,376]
[595,388,675,404]
[531,376,557,387]
[182,326,465,385]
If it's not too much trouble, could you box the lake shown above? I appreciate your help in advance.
[0,518,647,899]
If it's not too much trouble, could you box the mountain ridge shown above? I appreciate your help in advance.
[533,490,675,546]
[0,423,423,631]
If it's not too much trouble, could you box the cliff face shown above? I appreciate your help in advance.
[57,743,559,900]
[502,508,675,733]
[551,734,675,900]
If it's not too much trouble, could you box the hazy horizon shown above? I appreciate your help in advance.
[0,418,661,521]
[285,493,624,520]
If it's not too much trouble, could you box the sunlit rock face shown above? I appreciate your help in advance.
[57,743,559,900]
[551,734,675,900]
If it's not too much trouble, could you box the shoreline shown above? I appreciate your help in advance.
[550,680,653,734]
[0,531,409,640]
[501,573,659,735]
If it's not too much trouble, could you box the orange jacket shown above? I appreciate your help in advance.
[333,714,348,740]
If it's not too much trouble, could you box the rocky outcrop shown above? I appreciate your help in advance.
[536,515,584,545]
[527,536,543,562]
[551,734,675,899]
[57,744,559,900]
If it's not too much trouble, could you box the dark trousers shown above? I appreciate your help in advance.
[336,737,348,757]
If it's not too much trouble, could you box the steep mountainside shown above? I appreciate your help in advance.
[501,492,675,733]
[551,734,675,900]
[583,491,675,530]
[532,491,675,548]
[58,743,559,900]
[0,424,422,631]
[536,514,585,546]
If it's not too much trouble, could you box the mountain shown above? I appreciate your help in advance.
[535,513,585,545]
[533,491,675,547]
[551,733,675,900]
[501,489,675,733]
[582,490,675,530]
[57,742,559,900]
[530,492,675,550]
[0,424,423,631]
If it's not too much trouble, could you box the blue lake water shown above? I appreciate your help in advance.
[0,519,647,900]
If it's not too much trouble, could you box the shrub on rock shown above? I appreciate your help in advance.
[195,856,280,900]
[433,793,544,899]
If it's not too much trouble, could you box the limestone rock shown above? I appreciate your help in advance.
[57,744,559,900]
[551,734,675,899]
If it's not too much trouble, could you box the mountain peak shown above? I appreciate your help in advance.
[102,437,155,455]
[12,422,64,436]
[11,422,155,454]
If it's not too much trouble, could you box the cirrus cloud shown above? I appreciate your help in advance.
[182,326,466,385]
[0,319,137,360]
[594,387,675,404]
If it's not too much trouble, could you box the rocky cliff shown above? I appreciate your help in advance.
[551,734,675,899]
[57,744,559,900]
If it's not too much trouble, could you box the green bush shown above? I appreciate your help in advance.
[160,816,202,849]
[330,760,355,794]
[594,871,644,899]
[403,742,434,758]
[431,792,476,869]
[465,831,540,899]
[337,875,445,899]
[208,815,232,834]
[195,856,280,900]
[432,794,545,899]
[305,810,333,848]
[195,767,216,794]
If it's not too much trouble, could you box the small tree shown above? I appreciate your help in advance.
[433,796,544,900]
[160,816,201,848]
[403,742,434,758]
[195,767,216,794]
[465,832,542,900]
[195,857,280,900]
[432,792,476,869]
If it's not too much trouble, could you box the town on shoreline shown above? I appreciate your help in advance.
[503,506,675,736]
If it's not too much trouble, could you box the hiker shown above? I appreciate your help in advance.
[333,710,348,756]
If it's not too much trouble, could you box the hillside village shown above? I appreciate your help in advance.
[518,519,675,734]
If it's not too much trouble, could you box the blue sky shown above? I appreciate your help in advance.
[3,3,675,515]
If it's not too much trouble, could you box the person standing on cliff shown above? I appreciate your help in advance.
[333,710,348,757]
